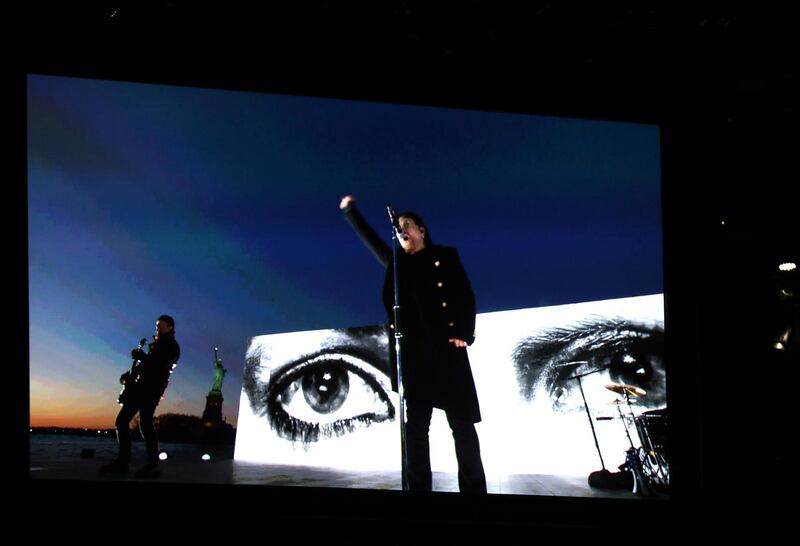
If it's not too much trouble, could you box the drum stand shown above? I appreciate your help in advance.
[614,389,652,497]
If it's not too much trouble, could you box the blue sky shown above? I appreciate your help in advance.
[27,74,661,427]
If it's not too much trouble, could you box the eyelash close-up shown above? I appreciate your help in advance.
[512,318,665,409]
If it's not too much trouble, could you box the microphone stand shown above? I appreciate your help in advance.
[388,208,409,491]
[568,364,609,471]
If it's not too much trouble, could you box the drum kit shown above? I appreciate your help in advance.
[565,362,669,496]
[601,382,669,495]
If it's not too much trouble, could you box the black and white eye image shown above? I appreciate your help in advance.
[465,294,665,477]
[235,325,401,470]
[512,317,665,412]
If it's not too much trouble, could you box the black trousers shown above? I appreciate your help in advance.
[405,399,487,493]
[114,395,160,465]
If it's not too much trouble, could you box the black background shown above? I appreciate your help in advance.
[13,2,797,540]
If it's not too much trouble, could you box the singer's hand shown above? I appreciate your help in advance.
[340,195,355,210]
[448,338,468,348]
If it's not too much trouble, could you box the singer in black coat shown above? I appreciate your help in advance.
[341,197,486,492]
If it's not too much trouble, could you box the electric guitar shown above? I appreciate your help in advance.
[117,337,148,405]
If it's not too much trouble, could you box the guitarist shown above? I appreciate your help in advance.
[101,315,180,478]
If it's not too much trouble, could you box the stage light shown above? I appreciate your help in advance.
[158,451,169,461]
[772,326,792,351]
[201,454,211,461]
[779,262,796,272]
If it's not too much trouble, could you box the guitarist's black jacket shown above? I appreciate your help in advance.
[138,331,180,399]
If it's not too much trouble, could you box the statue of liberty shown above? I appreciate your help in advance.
[202,346,235,437]
[211,347,226,393]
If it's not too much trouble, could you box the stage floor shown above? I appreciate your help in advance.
[30,456,662,499]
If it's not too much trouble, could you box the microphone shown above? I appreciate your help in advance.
[386,204,406,240]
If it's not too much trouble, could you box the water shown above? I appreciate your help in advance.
[30,433,234,466]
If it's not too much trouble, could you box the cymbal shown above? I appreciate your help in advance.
[605,384,646,397]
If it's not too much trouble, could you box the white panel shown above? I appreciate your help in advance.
[235,294,666,480]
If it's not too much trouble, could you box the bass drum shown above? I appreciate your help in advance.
[637,408,667,451]
[634,408,669,492]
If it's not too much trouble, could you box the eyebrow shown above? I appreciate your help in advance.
[267,343,390,382]
[331,325,391,374]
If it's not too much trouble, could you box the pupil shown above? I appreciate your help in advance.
[302,363,350,414]
[609,351,653,385]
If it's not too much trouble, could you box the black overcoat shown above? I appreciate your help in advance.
[344,204,481,423]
